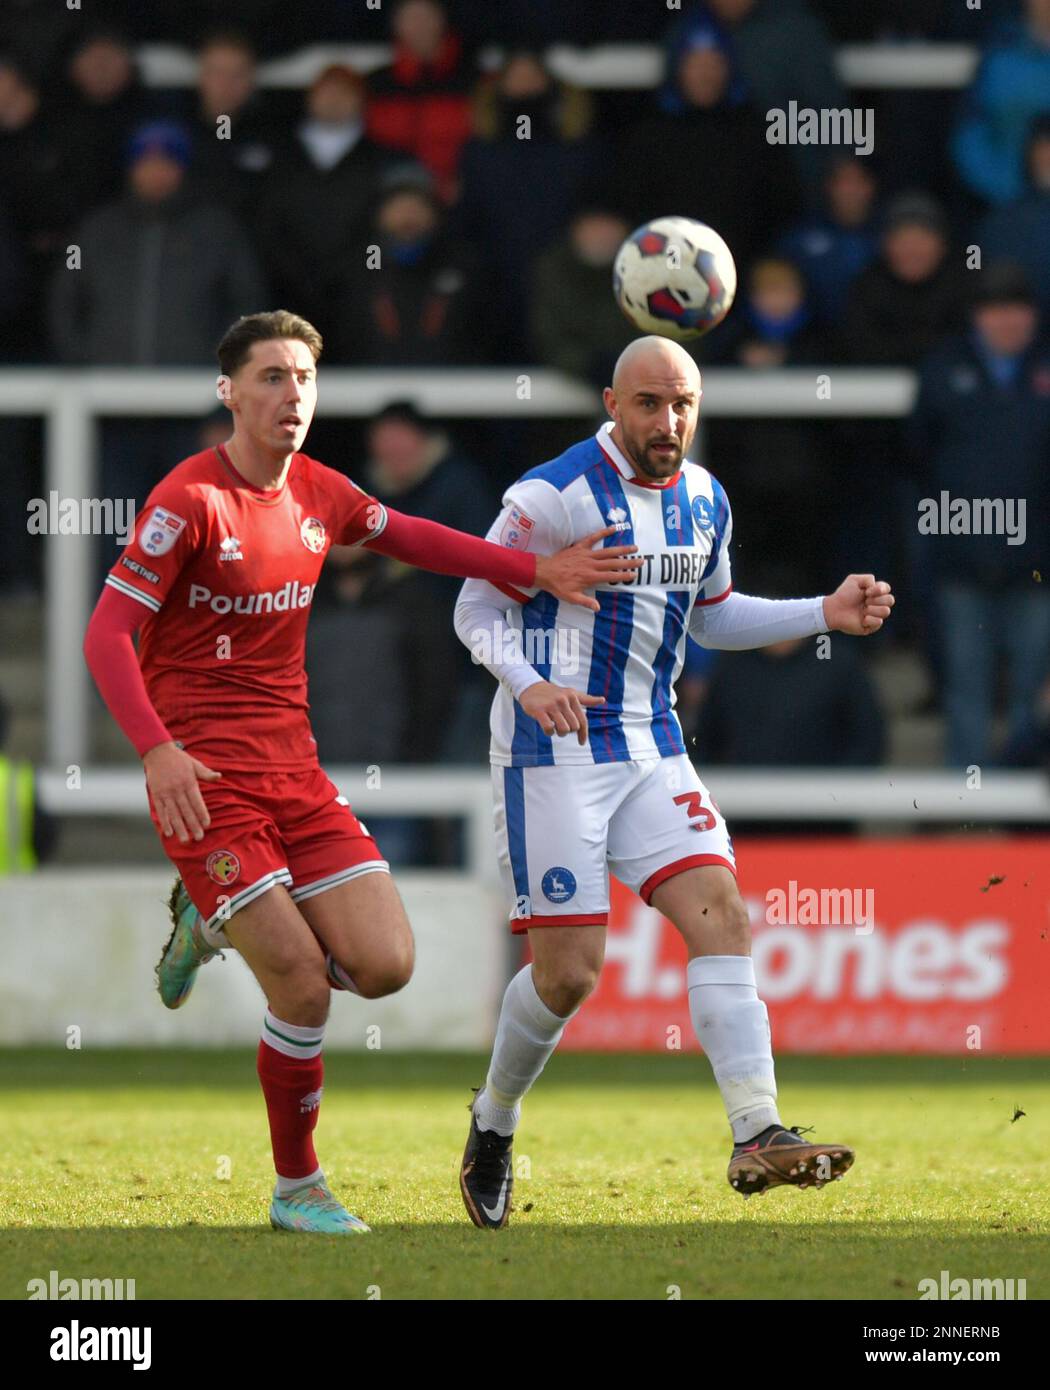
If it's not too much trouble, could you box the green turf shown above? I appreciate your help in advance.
[2,1050,1046,1300]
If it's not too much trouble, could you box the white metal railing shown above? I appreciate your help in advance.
[35,767,1050,881]
[1,366,919,767]
[138,42,981,91]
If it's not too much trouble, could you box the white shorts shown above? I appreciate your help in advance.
[491,754,735,933]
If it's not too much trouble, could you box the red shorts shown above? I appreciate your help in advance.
[147,764,388,931]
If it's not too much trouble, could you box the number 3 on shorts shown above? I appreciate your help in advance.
[672,789,719,831]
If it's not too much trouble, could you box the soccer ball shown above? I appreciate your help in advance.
[613,216,737,341]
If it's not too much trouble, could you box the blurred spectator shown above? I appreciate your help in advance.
[47,120,266,579]
[775,156,880,328]
[0,56,86,358]
[0,691,59,872]
[180,31,279,221]
[712,257,833,366]
[976,114,1050,316]
[361,402,496,539]
[910,261,1050,767]
[363,402,497,765]
[329,169,487,365]
[318,403,496,764]
[456,49,602,356]
[255,65,390,329]
[530,203,636,383]
[838,193,968,642]
[692,633,885,767]
[706,260,833,592]
[48,119,266,365]
[53,29,153,211]
[666,0,847,197]
[845,193,967,364]
[952,0,1050,205]
[620,15,799,279]
[366,0,474,199]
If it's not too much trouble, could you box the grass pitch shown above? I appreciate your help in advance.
[2,1050,1046,1300]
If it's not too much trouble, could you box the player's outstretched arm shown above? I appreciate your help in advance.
[366,511,640,609]
[822,574,895,635]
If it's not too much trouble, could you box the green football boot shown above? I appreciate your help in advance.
[155,877,224,1010]
[269,1180,370,1234]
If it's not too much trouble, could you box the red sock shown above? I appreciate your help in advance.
[256,1038,324,1180]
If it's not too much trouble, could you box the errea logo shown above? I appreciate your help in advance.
[219,536,243,561]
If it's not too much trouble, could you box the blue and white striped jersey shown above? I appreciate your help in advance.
[465,423,734,767]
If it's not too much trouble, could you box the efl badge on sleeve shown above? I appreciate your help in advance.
[140,507,187,556]
[500,505,535,551]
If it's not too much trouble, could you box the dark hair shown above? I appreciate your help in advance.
[216,310,323,379]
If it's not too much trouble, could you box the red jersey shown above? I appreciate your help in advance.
[106,445,385,772]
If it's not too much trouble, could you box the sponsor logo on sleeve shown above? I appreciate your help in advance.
[139,507,187,556]
[120,556,160,585]
[500,506,535,550]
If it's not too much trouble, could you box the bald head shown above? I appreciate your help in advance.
[604,335,702,482]
[611,334,701,396]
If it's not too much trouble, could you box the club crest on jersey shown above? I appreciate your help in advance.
[218,536,243,561]
[300,516,326,552]
[500,506,535,551]
[140,506,186,556]
[692,495,715,531]
[206,850,241,885]
[542,867,576,904]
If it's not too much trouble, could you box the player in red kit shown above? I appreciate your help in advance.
[83,310,640,1234]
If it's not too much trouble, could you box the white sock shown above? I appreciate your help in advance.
[687,954,781,1144]
[198,912,231,951]
[474,965,575,1136]
[274,1166,324,1198]
[326,953,360,994]
[260,1009,325,1060]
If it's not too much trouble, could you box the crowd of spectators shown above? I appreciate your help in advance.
[1,0,1047,778]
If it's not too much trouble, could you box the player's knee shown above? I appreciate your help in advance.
[272,970,331,1027]
[536,959,601,1014]
[351,942,415,999]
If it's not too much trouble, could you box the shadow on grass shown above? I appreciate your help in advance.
[1,1050,1047,1093]
[1,1222,1044,1301]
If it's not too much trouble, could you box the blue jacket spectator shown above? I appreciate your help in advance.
[909,262,1050,767]
[776,156,879,327]
[976,114,1050,315]
[951,0,1050,205]
[909,263,1050,589]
